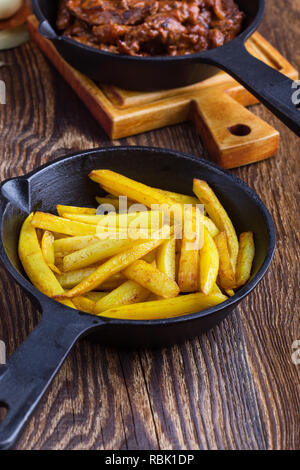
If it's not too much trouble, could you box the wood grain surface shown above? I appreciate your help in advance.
[0,0,299,450]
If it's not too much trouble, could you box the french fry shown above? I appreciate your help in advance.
[100,185,197,210]
[203,216,219,238]
[95,196,136,211]
[63,238,138,272]
[214,232,236,290]
[54,252,64,272]
[56,266,99,289]
[211,284,223,295]
[225,289,235,297]
[95,196,119,211]
[96,276,126,291]
[54,233,168,299]
[57,205,97,217]
[61,213,105,224]
[61,211,163,231]
[99,185,124,198]
[41,230,61,275]
[72,296,96,314]
[54,235,100,256]
[31,212,97,236]
[156,237,176,280]
[94,280,150,313]
[123,260,180,299]
[178,207,202,292]
[236,232,255,287]
[84,292,107,302]
[155,188,199,206]
[142,250,157,264]
[89,170,183,221]
[178,245,199,292]
[18,214,74,309]
[56,266,125,290]
[193,179,238,269]
[41,230,55,265]
[53,233,71,240]
[199,227,219,294]
[99,292,228,320]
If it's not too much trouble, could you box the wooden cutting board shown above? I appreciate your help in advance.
[27,15,298,169]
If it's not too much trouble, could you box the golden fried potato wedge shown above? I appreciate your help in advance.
[193,179,238,269]
[83,291,107,302]
[54,235,100,256]
[96,275,126,291]
[52,233,71,240]
[236,232,255,287]
[142,250,157,264]
[199,227,219,294]
[203,216,219,238]
[89,170,183,220]
[211,284,223,295]
[31,212,97,236]
[99,292,228,320]
[214,232,236,290]
[56,266,125,290]
[95,196,136,211]
[62,211,164,238]
[41,230,61,275]
[225,289,235,297]
[57,205,96,217]
[63,238,137,272]
[178,207,202,292]
[123,260,180,299]
[72,296,96,314]
[178,247,199,292]
[155,188,199,206]
[18,214,74,308]
[56,266,100,289]
[61,213,106,225]
[54,234,168,299]
[156,237,176,281]
[95,197,119,211]
[41,230,55,265]
[62,211,143,226]
[94,280,150,313]
[98,185,123,198]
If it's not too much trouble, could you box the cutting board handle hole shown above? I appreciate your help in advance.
[228,124,252,136]
[0,401,8,424]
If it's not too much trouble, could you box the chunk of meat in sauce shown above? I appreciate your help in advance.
[57,0,245,56]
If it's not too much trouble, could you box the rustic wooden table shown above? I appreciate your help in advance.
[0,0,299,450]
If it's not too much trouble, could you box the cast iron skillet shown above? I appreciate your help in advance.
[32,0,300,136]
[0,147,275,449]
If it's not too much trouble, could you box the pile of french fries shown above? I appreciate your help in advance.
[18,170,255,320]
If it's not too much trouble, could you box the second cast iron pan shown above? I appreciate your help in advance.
[32,0,300,135]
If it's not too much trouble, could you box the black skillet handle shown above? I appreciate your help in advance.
[205,41,300,136]
[0,306,98,449]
